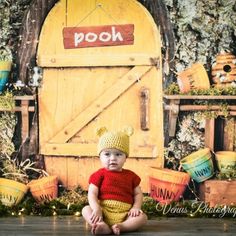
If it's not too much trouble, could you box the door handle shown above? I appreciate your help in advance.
[140,87,150,131]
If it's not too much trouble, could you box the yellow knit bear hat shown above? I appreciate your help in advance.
[96,126,134,156]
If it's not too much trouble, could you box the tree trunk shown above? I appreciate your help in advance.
[16,0,58,85]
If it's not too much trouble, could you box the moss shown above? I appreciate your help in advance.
[165,82,236,96]
[0,113,16,161]
[164,0,236,73]
[0,91,15,110]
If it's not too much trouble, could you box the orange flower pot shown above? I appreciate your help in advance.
[177,63,210,93]
[28,176,58,203]
[149,167,190,204]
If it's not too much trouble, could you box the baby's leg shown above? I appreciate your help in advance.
[82,205,94,225]
[112,213,148,235]
[82,206,112,235]
[81,206,96,233]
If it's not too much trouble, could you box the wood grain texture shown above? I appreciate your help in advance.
[63,24,134,48]
[200,180,236,207]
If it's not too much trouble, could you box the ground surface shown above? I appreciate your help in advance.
[0,216,236,235]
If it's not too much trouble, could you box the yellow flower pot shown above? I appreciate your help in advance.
[0,178,28,207]
[215,151,236,173]
[0,61,12,92]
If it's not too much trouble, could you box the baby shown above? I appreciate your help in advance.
[82,126,147,235]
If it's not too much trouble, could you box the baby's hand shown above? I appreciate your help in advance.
[90,207,103,224]
[128,208,143,217]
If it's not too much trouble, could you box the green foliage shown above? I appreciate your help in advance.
[193,102,230,120]
[164,82,180,95]
[0,47,12,61]
[2,194,236,218]
[215,171,236,180]
[0,1,12,61]
[165,82,236,96]
[0,92,15,110]
[0,186,88,217]
[0,112,16,161]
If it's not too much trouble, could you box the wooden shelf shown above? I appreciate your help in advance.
[163,95,236,150]
[164,95,236,100]
[0,95,36,143]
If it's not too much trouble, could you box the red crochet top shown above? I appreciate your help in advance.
[89,168,141,204]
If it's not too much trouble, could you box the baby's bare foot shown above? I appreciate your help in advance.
[94,222,112,235]
[91,223,97,235]
[112,224,121,235]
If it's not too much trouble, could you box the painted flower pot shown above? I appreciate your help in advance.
[177,63,210,93]
[28,176,58,203]
[215,151,236,174]
[180,148,214,183]
[149,167,190,204]
[0,61,11,92]
[0,178,28,207]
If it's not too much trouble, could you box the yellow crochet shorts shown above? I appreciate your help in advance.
[100,200,132,226]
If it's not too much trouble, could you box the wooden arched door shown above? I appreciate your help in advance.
[37,0,164,191]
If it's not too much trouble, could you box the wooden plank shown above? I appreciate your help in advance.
[164,95,236,100]
[223,118,236,151]
[44,155,163,192]
[37,0,161,66]
[41,143,158,158]
[66,158,80,189]
[38,67,164,159]
[178,105,236,111]
[38,53,160,67]
[63,24,134,49]
[44,156,69,188]
[204,119,215,150]
[21,100,30,142]
[168,99,180,137]
[0,107,35,112]
[199,180,236,207]
[49,65,152,143]
[14,95,35,100]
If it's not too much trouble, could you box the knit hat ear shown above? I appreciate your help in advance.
[96,126,108,137]
[123,126,134,137]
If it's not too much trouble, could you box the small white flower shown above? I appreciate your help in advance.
[215,72,221,78]
[220,76,226,82]
[231,81,236,87]
[15,80,25,87]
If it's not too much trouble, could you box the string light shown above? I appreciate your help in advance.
[74,211,80,216]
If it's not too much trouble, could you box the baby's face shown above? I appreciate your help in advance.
[100,148,126,171]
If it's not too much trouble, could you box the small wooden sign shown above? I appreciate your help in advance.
[63,24,134,49]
